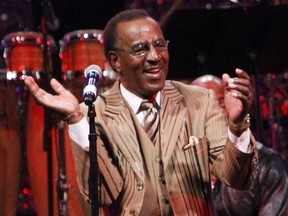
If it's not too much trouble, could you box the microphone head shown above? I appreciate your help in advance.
[84,64,102,78]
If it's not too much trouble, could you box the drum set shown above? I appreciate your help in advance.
[0,30,117,216]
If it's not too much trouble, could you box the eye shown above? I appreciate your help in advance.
[153,39,167,48]
[131,43,149,55]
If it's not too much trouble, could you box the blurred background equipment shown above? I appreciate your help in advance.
[0,0,287,215]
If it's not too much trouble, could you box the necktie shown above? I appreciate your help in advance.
[140,100,159,142]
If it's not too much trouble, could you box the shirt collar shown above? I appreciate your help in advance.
[120,84,161,114]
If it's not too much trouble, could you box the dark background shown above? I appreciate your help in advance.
[0,1,287,215]
[1,1,287,141]
[0,0,287,145]
[1,0,288,80]
[164,5,288,80]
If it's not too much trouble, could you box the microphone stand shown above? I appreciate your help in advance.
[86,102,99,216]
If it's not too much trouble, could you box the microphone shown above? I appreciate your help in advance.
[83,65,102,105]
[42,0,60,31]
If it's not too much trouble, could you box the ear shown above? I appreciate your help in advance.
[108,51,121,73]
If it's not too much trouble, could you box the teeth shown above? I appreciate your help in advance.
[147,68,160,73]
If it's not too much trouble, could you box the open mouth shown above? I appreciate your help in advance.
[145,67,161,74]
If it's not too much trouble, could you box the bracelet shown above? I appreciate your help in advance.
[63,111,83,122]
[228,114,250,132]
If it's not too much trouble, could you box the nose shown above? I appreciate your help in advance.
[146,45,160,61]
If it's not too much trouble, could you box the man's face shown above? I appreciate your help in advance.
[112,17,169,99]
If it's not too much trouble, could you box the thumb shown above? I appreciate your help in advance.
[50,78,66,95]
[222,73,230,86]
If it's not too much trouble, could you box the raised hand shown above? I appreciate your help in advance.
[24,76,80,117]
[222,68,253,125]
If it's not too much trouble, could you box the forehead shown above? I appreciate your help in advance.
[117,17,163,42]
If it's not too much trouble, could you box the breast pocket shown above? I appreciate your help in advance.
[180,136,210,180]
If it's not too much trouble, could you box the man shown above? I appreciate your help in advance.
[191,75,225,110]
[192,74,288,216]
[25,9,257,215]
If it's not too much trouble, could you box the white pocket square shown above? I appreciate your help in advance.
[183,136,200,150]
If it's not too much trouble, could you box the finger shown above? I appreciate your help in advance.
[24,77,52,104]
[227,69,252,97]
[24,76,41,96]
[231,90,253,108]
[231,91,249,99]
[24,76,36,90]
[50,78,66,95]
[235,68,250,80]
[222,73,230,86]
[228,80,251,97]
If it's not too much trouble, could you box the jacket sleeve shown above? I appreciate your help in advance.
[205,88,258,190]
[172,81,258,190]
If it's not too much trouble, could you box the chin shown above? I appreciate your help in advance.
[149,85,164,95]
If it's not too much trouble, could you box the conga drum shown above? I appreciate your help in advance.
[59,29,106,79]
[0,80,21,216]
[2,31,56,81]
[1,31,63,215]
[26,98,91,216]
[59,29,117,101]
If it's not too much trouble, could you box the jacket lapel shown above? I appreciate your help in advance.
[160,81,188,169]
[100,81,145,181]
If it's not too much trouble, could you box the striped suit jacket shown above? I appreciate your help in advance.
[70,80,257,215]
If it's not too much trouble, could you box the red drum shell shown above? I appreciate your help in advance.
[0,82,21,215]
[59,29,106,79]
[26,98,90,216]
[2,32,56,80]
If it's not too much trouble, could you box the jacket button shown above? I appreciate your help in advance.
[162,196,169,204]
[158,175,166,184]
[155,157,162,164]
[136,181,144,191]
[129,209,137,215]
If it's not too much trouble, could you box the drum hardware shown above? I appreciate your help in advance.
[0,79,7,127]
[14,83,37,215]
[258,72,288,151]
[0,69,7,81]
[5,70,43,81]
[56,120,71,216]
[41,16,59,215]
